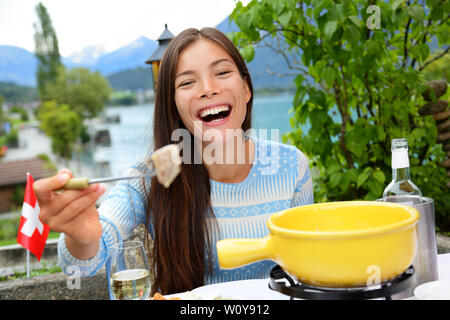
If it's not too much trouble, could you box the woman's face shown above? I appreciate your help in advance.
[174,39,251,143]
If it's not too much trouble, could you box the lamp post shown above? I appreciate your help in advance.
[145,24,175,91]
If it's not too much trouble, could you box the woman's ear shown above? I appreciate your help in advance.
[243,77,252,104]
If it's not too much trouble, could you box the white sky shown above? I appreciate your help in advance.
[0,0,249,57]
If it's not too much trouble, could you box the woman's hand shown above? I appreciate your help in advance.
[33,169,106,257]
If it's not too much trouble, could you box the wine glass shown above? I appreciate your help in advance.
[109,240,151,300]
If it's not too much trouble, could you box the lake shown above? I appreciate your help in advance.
[91,93,297,176]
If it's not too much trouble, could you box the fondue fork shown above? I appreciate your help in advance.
[62,172,156,189]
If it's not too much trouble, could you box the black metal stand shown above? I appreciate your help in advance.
[268,265,415,300]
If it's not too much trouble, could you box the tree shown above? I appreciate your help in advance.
[0,94,4,124]
[230,0,450,230]
[422,49,450,82]
[0,94,4,138]
[34,2,63,101]
[38,100,81,163]
[43,66,111,119]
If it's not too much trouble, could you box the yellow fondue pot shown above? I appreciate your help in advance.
[217,201,419,287]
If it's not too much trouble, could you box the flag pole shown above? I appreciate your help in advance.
[26,249,30,278]
[26,172,30,279]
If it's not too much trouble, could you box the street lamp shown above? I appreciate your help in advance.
[145,24,175,91]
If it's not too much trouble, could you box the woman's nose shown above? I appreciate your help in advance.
[198,76,219,98]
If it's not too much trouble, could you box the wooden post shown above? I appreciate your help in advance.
[420,80,449,183]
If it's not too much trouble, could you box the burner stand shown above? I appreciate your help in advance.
[269,265,415,300]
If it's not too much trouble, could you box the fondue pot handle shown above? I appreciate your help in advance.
[216,236,274,269]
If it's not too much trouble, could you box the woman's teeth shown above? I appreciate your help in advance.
[199,105,230,119]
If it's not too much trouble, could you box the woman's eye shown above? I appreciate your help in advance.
[178,80,194,87]
[217,70,231,76]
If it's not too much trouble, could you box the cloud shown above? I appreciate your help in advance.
[0,0,247,56]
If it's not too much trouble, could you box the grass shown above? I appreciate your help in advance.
[0,261,62,282]
[0,232,60,247]
[0,215,62,282]
[0,215,60,246]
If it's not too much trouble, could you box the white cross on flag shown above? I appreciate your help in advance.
[16,173,49,261]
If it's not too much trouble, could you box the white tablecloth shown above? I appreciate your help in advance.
[438,253,450,280]
[168,253,450,300]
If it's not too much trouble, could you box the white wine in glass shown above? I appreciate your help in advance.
[109,241,151,300]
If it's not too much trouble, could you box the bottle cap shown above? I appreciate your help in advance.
[391,138,408,150]
[391,138,409,169]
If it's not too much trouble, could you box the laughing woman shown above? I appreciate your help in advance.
[33,27,314,295]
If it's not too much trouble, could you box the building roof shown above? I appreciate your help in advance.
[0,158,56,187]
[146,42,171,63]
[157,25,175,42]
[145,24,175,64]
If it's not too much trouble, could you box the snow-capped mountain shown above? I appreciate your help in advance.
[64,44,107,67]
[0,36,158,86]
[0,15,304,90]
[91,36,157,75]
[0,45,38,87]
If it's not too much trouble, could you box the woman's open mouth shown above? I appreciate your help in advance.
[197,104,232,125]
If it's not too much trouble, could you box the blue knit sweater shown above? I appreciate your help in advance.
[58,136,314,285]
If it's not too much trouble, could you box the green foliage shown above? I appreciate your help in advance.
[107,67,153,91]
[37,153,58,173]
[0,216,60,247]
[38,100,82,159]
[0,115,20,148]
[9,105,29,121]
[422,49,450,82]
[34,2,62,101]
[33,3,110,158]
[230,0,450,230]
[37,65,110,152]
[108,91,138,106]
[43,66,111,119]
[0,262,62,281]
[12,185,26,207]
[0,216,21,244]
[0,94,3,122]
[5,127,19,148]
[0,82,38,104]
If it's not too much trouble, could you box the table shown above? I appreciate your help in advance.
[176,253,450,300]
[437,252,450,280]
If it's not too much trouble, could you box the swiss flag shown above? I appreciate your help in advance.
[16,173,49,261]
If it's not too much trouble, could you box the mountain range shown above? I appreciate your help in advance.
[0,16,295,90]
[0,36,158,87]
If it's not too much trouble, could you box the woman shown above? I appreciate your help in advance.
[34,27,314,295]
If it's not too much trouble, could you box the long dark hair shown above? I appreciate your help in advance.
[145,27,253,295]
